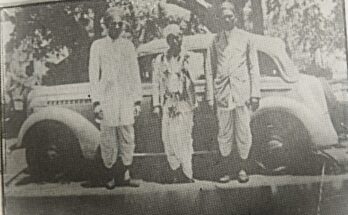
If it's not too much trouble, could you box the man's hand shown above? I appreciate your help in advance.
[153,106,161,117]
[208,100,214,110]
[93,102,103,122]
[250,97,260,112]
[134,102,141,117]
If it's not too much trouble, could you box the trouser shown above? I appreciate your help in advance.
[217,105,252,160]
[100,124,135,169]
[162,111,194,179]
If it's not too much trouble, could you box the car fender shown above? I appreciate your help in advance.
[16,107,100,160]
[252,96,338,148]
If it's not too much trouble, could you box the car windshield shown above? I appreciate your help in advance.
[42,53,90,86]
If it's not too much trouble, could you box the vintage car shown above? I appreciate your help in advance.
[12,34,348,181]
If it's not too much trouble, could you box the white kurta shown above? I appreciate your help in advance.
[89,37,142,168]
[89,36,142,127]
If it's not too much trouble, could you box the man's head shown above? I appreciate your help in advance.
[163,24,183,51]
[104,7,124,40]
[220,0,237,31]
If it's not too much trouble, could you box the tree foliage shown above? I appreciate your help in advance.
[263,0,346,78]
[3,0,346,88]
[5,0,210,61]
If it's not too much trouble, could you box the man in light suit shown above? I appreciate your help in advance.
[209,0,261,183]
[88,7,142,189]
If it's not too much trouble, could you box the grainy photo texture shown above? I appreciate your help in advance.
[1,0,348,214]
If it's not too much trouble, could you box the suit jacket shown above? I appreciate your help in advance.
[209,28,261,110]
[89,36,142,126]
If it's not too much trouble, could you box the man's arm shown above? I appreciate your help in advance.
[206,37,217,107]
[248,37,261,99]
[88,41,101,104]
[152,55,162,108]
[128,41,142,105]
[247,36,261,111]
[182,53,197,108]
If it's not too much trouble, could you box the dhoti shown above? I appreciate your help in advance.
[162,109,194,179]
[100,123,135,169]
[217,105,252,159]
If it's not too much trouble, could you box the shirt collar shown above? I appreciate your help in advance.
[106,35,122,44]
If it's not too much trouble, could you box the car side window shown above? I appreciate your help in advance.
[138,54,158,83]
[187,50,206,81]
[258,51,280,77]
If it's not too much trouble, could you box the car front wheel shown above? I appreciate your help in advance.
[250,110,321,175]
[24,121,84,182]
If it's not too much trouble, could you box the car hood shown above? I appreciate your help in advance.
[27,83,91,108]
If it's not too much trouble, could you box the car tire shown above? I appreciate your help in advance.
[24,120,84,182]
[250,110,319,175]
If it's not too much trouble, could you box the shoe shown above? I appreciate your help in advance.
[177,174,194,184]
[81,180,105,188]
[115,179,140,187]
[105,178,117,190]
[237,169,249,183]
[173,167,194,184]
[219,175,231,183]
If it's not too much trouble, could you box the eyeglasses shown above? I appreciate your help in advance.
[108,21,124,29]
[222,15,235,21]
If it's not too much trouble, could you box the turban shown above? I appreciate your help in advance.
[104,7,124,23]
[163,24,181,38]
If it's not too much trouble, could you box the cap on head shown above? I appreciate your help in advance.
[163,24,182,38]
[221,0,236,16]
[104,7,124,26]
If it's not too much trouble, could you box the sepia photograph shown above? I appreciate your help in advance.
[1,0,348,214]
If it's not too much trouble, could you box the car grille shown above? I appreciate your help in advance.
[47,99,91,106]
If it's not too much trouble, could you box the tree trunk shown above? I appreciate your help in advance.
[168,0,263,34]
[250,0,264,35]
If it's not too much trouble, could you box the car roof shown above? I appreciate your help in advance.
[137,33,216,56]
[137,32,300,83]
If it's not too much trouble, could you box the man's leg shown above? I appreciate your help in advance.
[235,105,252,183]
[117,124,139,187]
[162,116,181,183]
[94,123,119,189]
[81,146,112,188]
[174,111,194,183]
[217,109,234,183]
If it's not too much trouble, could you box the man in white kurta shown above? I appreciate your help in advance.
[89,8,142,188]
[209,1,261,183]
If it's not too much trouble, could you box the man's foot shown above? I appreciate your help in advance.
[115,179,140,187]
[173,167,194,184]
[237,169,249,183]
[105,177,140,189]
[176,175,194,184]
[219,175,231,183]
[105,178,117,190]
[81,180,105,188]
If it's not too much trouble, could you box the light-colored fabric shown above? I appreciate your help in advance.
[89,36,142,126]
[153,50,195,179]
[100,123,135,168]
[212,28,261,110]
[105,7,124,20]
[162,109,194,178]
[217,105,252,159]
[163,24,181,38]
[152,51,196,109]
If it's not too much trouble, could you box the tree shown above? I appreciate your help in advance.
[263,0,346,78]
[4,0,190,85]
[5,0,346,87]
